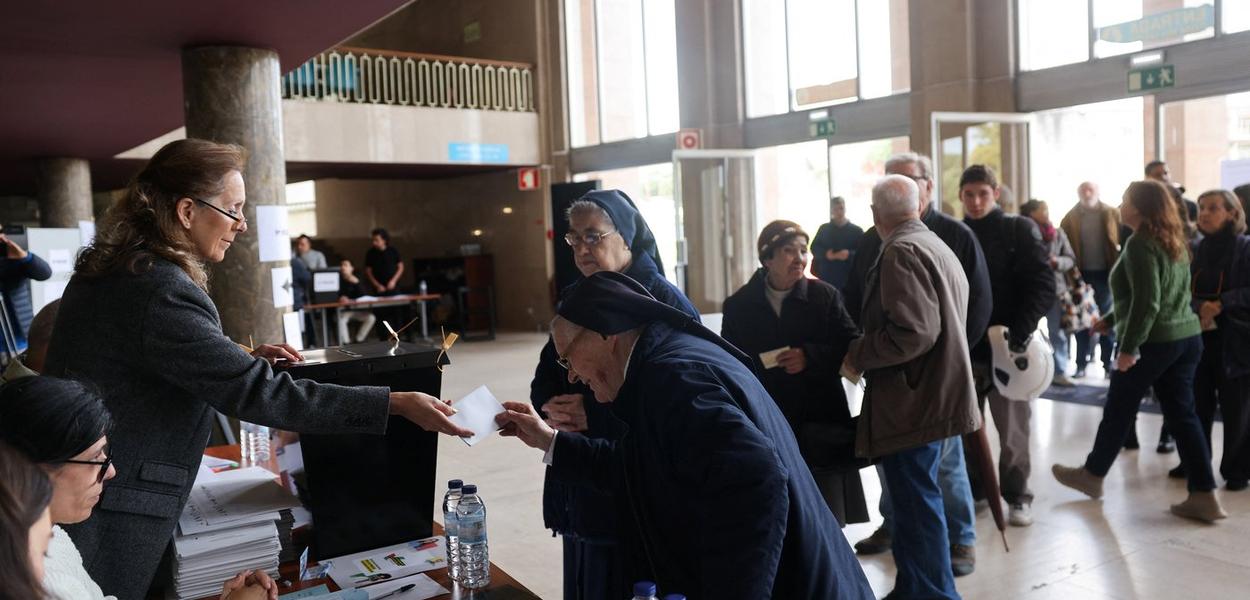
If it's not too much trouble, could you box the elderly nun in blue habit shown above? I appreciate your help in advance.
[529,189,699,600]
[502,271,874,599]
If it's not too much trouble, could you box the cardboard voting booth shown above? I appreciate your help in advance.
[277,341,445,559]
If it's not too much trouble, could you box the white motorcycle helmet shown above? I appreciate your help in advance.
[987,325,1054,402]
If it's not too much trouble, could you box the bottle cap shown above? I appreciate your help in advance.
[461,484,477,495]
[448,479,463,489]
[633,581,656,596]
[662,595,686,600]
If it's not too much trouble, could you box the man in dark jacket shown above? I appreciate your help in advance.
[959,164,1054,528]
[0,230,52,352]
[810,196,864,291]
[502,272,874,600]
[531,190,698,600]
[843,152,987,575]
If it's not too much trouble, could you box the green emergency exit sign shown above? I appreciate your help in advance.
[1128,65,1175,92]
[810,119,837,137]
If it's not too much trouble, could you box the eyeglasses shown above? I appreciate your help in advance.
[61,452,113,484]
[191,197,246,224]
[564,230,617,247]
[556,328,592,372]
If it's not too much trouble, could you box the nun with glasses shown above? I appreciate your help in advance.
[530,189,698,600]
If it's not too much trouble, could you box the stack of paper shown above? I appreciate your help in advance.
[170,466,301,599]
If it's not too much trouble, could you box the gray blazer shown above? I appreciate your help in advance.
[45,259,390,599]
[848,219,980,458]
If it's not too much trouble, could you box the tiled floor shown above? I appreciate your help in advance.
[437,333,1250,599]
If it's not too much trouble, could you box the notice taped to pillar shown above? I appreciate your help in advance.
[255,205,291,262]
[271,266,293,307]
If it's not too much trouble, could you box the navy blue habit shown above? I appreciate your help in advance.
[549,272,873,599]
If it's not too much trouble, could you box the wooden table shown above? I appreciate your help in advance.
[202,445,539,600]
[304,293,442,345]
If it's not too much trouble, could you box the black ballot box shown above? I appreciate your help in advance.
[276,341,446,559]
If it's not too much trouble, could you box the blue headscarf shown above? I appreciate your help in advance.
[579,189,666,277]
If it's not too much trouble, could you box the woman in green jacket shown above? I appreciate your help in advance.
[1052,180,1226,522]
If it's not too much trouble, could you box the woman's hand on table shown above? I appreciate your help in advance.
[390,391,474,437]
[220,569,277,600]
[251,343,304,364]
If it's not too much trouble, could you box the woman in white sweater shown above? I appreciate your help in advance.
[0,376,276,599]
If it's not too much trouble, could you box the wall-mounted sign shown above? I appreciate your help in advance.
[448,142,510,164]
[517,167,540,190]
[1128,64,1175,92]
[809,119,837,138]
[677,129,702,150]
[463,21,482,44]
[1099,5,1214,44]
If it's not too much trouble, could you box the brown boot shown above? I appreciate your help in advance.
[1052,464,1104,499]
[1170,491,1228,523]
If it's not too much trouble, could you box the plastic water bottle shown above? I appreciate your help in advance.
[239,421,270,466]
[631,581,658,600]
[456,484,490,589]
[442,480,463,581]
[419,280,428,295]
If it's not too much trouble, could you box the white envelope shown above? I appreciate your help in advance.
[759,346,791,369]
[448,385,505,446]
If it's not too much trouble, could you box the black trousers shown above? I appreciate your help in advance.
[562,535,627,600]
[1193,329,1250,482]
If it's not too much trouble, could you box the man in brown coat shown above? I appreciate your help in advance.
[1059,181,1122,379]
[843,174,980,600]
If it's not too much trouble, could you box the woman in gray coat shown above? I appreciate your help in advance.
[43,139,472,599]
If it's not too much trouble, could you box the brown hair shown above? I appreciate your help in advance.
[0,441,53,600]
[1125,180,1187,261]
[75,139,246,290]
[959,164,999,190]
[1197,189,1247,235]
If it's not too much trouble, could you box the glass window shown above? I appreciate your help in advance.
[828,137,911,228]
[787,0,858,110]
[643,0,680,135]
[1093,0,1214,59]
[597,0,649,142]
[755,140,831,245]
[742,0,789,118]
[573,163,679,283]
[1161,91,1250,195]
[565,0,601,147]
[857,0,910,99]
[287,181,318,238]
[1030,97,1145,220]
[1018,0,1089,71]
[1224,0,1250,33]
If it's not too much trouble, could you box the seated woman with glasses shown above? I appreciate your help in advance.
[531,190,699,599]
[0,376,279,600]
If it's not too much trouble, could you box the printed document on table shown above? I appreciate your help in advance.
[449,385,505,446]
[325,537,446,589]
[179,467,300,535]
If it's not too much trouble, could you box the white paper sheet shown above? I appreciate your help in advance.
[48,248,72,272]
[272,266,294,307]
[449,385,505,446]
[313,271,340,293]
[759,346,791,369]
[283,311,304,351]
[256,205,291,263]
[325,538,447,589]
[78,220,96,246]
[178,467,300,535]
[359,573,448,599]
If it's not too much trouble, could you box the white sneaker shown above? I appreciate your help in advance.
[1008,502,1033,527]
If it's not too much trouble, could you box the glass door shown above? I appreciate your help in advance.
[672,149,758,314]
[930,112,1033,216]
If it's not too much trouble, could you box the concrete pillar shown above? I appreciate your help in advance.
[908,0,1021,209]
[182,46,287,344]
[35,158,93,227]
